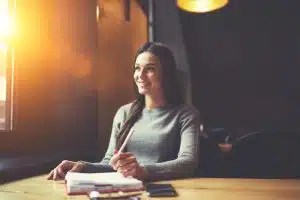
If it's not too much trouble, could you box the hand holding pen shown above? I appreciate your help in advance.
[109,129,148,180]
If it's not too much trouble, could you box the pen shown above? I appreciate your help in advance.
[89,191,141,200]
[115,129,135,155]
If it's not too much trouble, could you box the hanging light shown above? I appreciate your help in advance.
[177,0,229,13]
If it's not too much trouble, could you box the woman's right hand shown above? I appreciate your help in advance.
[46,160,85,180]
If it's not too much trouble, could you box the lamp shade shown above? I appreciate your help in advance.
[177,0,228,13]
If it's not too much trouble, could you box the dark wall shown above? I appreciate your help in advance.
[155,0,300,132]
[51,0,98,157]
[95,0,147,159]
[153,0,192,104]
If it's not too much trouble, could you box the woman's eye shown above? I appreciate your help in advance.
[134,67,140,71]
[146,67,155,72]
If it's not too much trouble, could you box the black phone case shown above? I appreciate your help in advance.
[146,183,178,197]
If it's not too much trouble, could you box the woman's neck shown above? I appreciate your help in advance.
[144,95,167,110]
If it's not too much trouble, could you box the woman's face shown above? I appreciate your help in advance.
[133,52,163,96]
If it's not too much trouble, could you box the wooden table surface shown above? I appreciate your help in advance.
[1,174,300,200]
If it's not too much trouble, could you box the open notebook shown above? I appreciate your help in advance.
[65,172,144,195]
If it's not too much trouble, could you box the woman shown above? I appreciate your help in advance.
[47,42,200,181]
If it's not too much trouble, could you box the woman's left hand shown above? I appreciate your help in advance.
[109,152,147,180]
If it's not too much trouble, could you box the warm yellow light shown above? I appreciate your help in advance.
[0,43,6,101]
[0,42,7,52]
[0,13,11,37]
[177,0,229,13]
[0,76,5,101]
[96,5,100,22]
[0,0,14,41]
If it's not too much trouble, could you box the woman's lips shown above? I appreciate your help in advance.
[137,82,149,87]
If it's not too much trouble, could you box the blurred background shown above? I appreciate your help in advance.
[1,0,300,181]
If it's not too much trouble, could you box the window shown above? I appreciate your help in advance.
[0,0,14,130]
[0,44,6,129]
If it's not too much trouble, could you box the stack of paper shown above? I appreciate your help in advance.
[65,172,144,195]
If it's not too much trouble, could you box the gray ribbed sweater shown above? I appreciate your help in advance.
[83,103,200,180]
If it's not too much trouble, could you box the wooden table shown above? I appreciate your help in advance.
[1,174,300,200]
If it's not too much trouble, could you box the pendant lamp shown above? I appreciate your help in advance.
[177,0,229,13]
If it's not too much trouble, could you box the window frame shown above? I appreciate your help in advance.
[0,0,15,132]
[4,46,14,131]
[0,46,14,132]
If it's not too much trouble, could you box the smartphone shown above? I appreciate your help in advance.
[146,183,178,197]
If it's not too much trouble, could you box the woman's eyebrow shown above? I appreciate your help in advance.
[145,63,156,67]
[135,63,156,67]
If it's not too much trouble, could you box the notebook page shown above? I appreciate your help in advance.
[65,172,142,186]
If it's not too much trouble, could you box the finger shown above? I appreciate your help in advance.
[110,154,125,170]
[111,152,133,164]
[110,153,135,170]
[69,162,82,172]
[118,152,133,158]
[57,167,66,178]
[122,166,136,177]
[116,156,136,170]
[109,154,120,167]
[56,160,74,177]
[46,170,54,180]
[119,162,137,174]
[53,168,63,180]
[60,160,73,171]
[53,168,58,180]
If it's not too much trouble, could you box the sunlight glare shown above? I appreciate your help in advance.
[0,75,5,101]
[0,43,6,101]
[0,0,13,40]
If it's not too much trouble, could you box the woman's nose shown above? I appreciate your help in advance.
[137,68,146,78]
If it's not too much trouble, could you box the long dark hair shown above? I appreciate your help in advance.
[116,42,184,149]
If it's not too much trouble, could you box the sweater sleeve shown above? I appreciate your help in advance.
[143,106,200,181]
[82,105,127,173]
